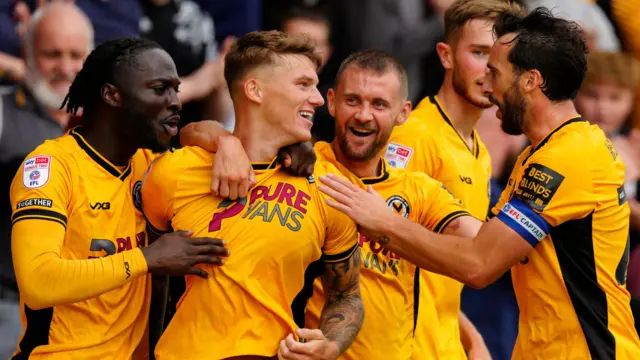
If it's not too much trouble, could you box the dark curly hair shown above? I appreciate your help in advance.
[494,7,588,101]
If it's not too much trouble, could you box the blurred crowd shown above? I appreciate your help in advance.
[0,0,639,359]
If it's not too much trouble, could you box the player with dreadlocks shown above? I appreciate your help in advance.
[9,37,229,359]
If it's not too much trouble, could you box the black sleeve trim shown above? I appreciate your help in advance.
[434,210,470,233]
[12,209,67,229]
[322,242,359,263]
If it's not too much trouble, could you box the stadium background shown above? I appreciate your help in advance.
[0,0,639,359]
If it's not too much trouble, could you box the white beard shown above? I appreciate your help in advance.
[24,70,69,111]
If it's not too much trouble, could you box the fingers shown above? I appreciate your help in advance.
[219,180,230,199]
[238,178,249,199]
[296,328,324,341]
[187,237,226,247]
[186,266,209,279]
[194,244,230,257]
[174,230,194,237]
[326,173,361,192]
[325,198,352,214]
[248,171,257,188]
[210,176,220,196]
[228,179,238,201]
[283,154,293,168]
[284,333,314,356]
[192,255,225,266]
[278,334,309,360]
[318,184,353,207]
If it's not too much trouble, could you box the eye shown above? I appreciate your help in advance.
[346,97,359,105]
[153,86,167,94]
[373,101,387,109]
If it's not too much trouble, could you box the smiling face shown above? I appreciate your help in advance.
[258,53,325,143]
[116,48,182,152]
[330,66,410,162]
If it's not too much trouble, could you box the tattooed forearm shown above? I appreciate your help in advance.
[319,248,364,355]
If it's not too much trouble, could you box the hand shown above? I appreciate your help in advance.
[142,230,229,278]
[211,134,256,200]
[278,329,339,360]
[318,174,392,236]
[467,340,492,360]
[278,142,316,177]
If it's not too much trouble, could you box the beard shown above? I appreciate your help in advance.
[337,123,391,162]
[24,70,70,111]
[452,66,493,109]
[495,83,527,136]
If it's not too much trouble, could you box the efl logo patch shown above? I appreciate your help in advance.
[501,203,547,242]
[23,155,51,189]
[384,143,413,169]
[515,163,564,212]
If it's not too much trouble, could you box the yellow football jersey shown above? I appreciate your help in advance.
[492,117,640,359]
[386,95,492,359]
[302,142,470,360]
[9,128,153,359]
[141,146,358,360]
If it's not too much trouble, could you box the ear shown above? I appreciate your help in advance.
[521,69,543,94]
[101,83,121,108]
[436,42,454,70]
[327,88,336,117]
[395,100,412,127]
[244,78,263,104]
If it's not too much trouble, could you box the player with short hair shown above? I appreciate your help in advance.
[141,30,364,360]
[320,7,640,359]
[9,37,229,359]
[179,49,486,359]
[384,0,526,358]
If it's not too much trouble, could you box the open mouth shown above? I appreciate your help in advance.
[349,127,375,137]
[162,115,180,137]
[299,111,314,122]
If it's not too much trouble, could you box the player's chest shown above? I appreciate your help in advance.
[64,176,146,258]
[358,188,415,281]
[179,180,325,256]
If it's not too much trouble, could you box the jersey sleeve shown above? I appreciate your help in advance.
[386,114,442,178]
[141,151,180,235]
[316,165,359,263]
[10,151,147,310]
[411,173,471,233]
[494,149,596,247]
[11,154,69,228]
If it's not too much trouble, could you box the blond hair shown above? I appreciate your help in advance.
[582,51,640,89]
[224,30,321,93]
[444,0,526,42]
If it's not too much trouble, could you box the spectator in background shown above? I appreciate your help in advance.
[333,0,443,103]
[525,0,620,51]
[281,6,335,142]
[0,4,93,357]
[574,51,640,296]
[140,0,235,144]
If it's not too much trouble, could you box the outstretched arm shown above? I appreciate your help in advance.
[318,174,532,289]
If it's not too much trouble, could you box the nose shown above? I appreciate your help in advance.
[168,89,182,112]
[309,86,325,107]
[354,104,374,123]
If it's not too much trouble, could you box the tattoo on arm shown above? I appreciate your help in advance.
[319,248,364,355]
